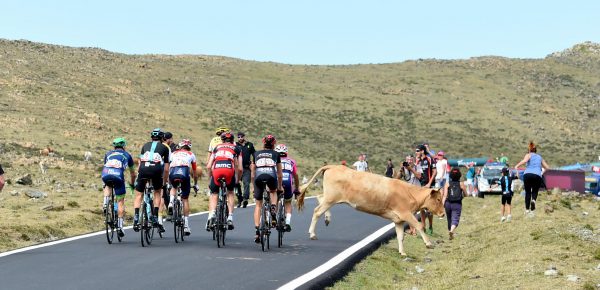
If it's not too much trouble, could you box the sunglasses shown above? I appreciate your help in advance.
[415,150,421,152]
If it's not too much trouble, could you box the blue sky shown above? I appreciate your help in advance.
[1,1,598,64]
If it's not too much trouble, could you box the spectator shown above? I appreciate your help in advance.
[384,159,395,178]
[443,167,467,240]
[414,144,436,235]
[499,167,513,222]
[399,155,421,186]
[352,154,370,172]
[235,132,256,208]
[163,132,177,152]
[465,162,476,196]
[514,141,550,218]
[434,151,447,189]
[499,153,509,164]
[0,163,5,192]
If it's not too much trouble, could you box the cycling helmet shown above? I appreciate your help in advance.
[215,127,230,136]
[262,135,277,147]
[179,139,192,149]
[163,132,173,140]
[275,144,288,156]
[112,137,127,148]
[220,131,234,143]
[150,128,164,140]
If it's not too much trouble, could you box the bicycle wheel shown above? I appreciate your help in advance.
[259,211,266,252]
[216,199,223,248]
[140,201,147,247]
[105,194,115,244]
[145,200,154,245]
[116,197,122,243]
[277,199,285,248]
[173,200,181,243]
[222,202,228,246]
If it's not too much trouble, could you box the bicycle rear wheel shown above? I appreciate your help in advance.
[140,201,147,247]
[259,211,266,252]
[105,194,115,244]
[277,199,285,248]
[216,199,223,248]
[173,200,181,243]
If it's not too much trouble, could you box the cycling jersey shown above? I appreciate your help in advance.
[253,149,281,200]
[135,141,170,192]
[209,143,241,192]
[169,149,197,197]
[101,149,134,196]
[281,156,297,200]
[208,136,222,153]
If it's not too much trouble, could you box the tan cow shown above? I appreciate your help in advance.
[297,165,445,256]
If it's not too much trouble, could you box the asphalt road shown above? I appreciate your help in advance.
[0,198,392,290]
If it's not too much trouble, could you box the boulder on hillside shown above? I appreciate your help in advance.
[16,174,33,185]
[24,189,47,199]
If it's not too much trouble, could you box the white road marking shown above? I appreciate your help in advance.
[277,222,395,290]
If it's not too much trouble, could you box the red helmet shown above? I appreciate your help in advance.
[262,135,277,146]
[178,139,192,149]
[220,131,234,143]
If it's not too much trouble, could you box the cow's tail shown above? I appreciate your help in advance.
[296,165,335,212]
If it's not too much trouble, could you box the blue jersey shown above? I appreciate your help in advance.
[102,149,134,180]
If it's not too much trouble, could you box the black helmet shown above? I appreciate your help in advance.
[151,128,164,140]
[163,132,173,140]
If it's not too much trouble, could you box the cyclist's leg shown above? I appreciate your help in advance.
[253,176,265,228]
[225,169,236,216]
[282,178,293,229]
[133,173,147,229]
[180,175,191,233]
[206,174,219,229]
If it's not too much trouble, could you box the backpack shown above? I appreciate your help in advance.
[447,181,463,202]
[501,176,513,196]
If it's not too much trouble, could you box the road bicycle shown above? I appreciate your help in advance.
[258,181,274,252]
[212,177,229,248]
[139,179,163,247]
[171,179,185,243]
[275,191,286,248]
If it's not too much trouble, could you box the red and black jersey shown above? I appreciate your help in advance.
[212,143,241,166]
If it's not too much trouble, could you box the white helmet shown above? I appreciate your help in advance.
[275,144,288,155]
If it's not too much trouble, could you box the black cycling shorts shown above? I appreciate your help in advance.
[253,174,278,201]
[135,166,164,192]
[501,194,512,205]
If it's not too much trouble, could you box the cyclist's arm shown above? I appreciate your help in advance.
[206,155,214,179]
[191,161,198,185]
[277,163,283,189]
[235,155,242,183]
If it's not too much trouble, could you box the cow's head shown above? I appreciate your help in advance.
[424,189,445,217]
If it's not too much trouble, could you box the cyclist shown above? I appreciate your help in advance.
[160,131,174,226]
[168,139,199,236]
[274,143,300,232]
[206,127,230,164]
[133,128,170,233]
[206,131,242,231]
[252,135,284,243]
[101,137,136,237]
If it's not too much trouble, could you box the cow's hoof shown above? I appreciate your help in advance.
[324,219,330,226]
[310,235,318,240]
[425,243,434,249]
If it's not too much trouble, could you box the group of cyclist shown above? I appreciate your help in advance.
[100,126,300,243]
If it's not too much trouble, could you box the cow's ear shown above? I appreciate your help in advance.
[430,189,438,196]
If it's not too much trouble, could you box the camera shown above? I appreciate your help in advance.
[402,161,409,167]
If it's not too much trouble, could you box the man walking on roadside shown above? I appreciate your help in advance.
[235,132,255,208]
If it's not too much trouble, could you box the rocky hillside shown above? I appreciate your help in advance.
[0,39,599,173]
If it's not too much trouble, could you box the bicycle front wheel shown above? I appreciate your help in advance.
[173,201,181,243]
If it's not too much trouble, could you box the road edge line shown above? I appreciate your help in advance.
[277,222,395,290]
[0,196,317,258]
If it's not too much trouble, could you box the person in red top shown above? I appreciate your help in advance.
[206,131,242,230]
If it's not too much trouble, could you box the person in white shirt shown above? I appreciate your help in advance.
[435,151,448,189]
[352,154,370,172]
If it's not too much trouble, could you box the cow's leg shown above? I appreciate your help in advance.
[316,194,332,226]
[309,201,334,240]
[403,213,433,249]
[394,222,407,256]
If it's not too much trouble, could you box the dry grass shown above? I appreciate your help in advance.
[330,192,600,289]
